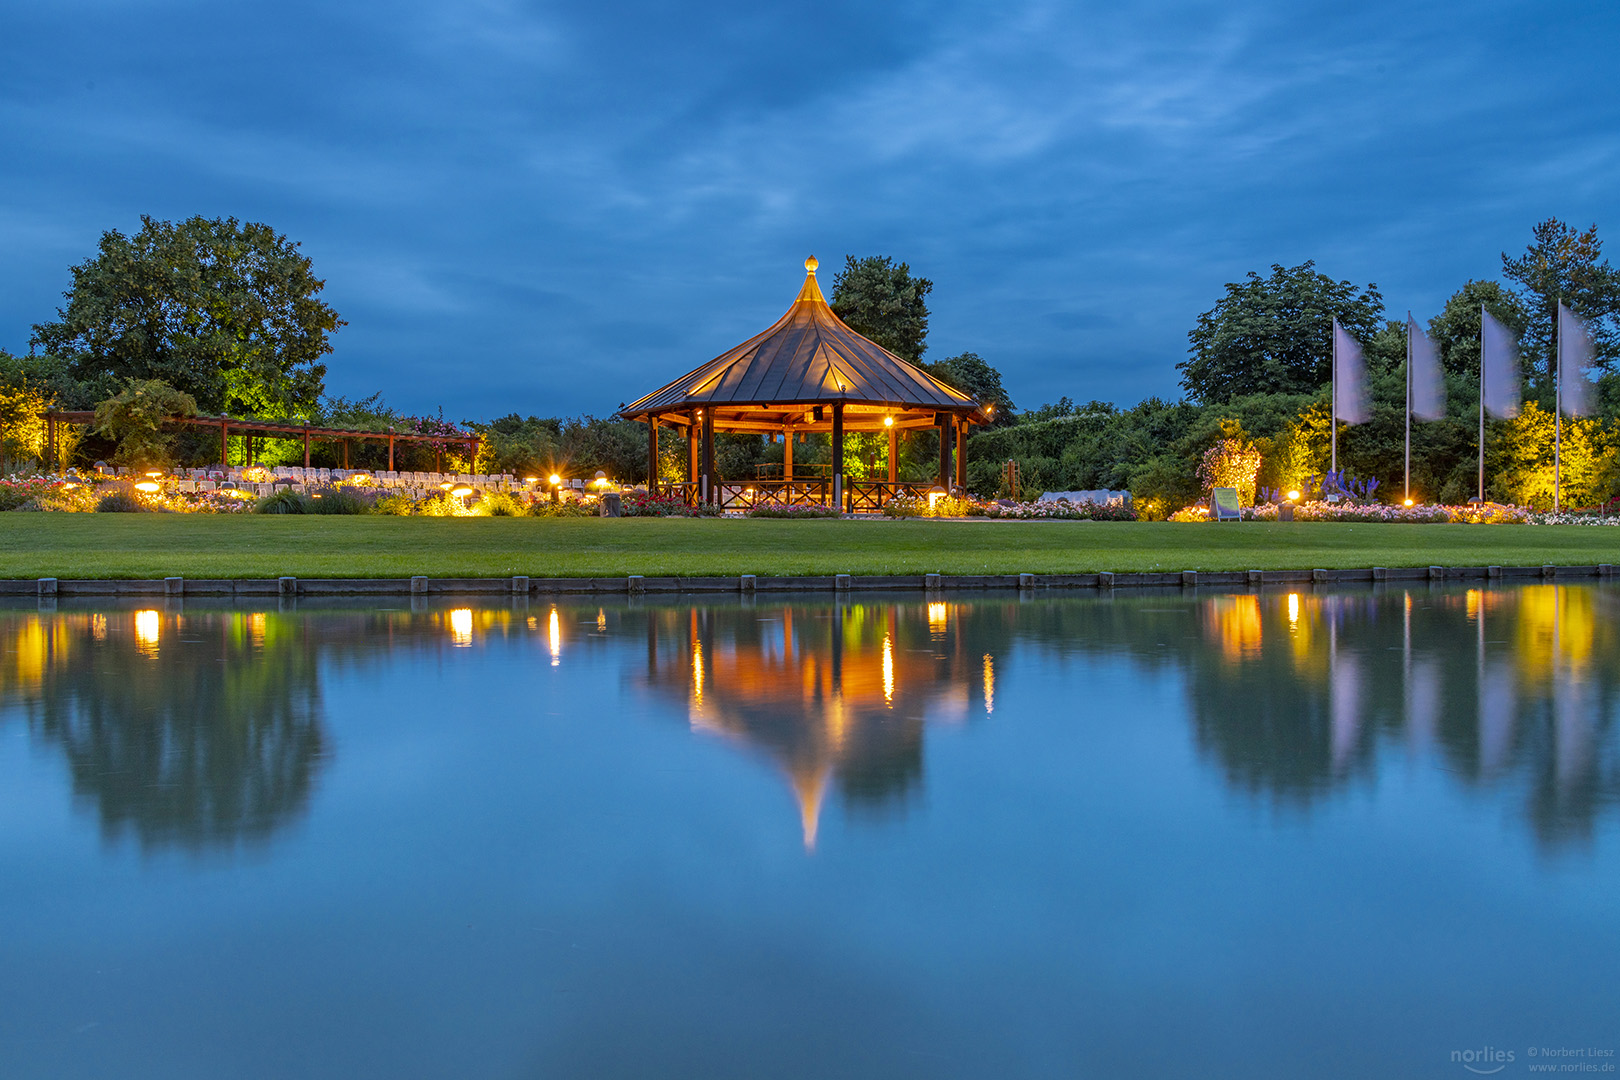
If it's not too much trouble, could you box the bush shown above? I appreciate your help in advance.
[474,491,529,517]
[532,501,595,518]
[619,491,720,517]
[254,489,309,514]
[307,487,370,514]
[373,493,414,516]
[95,490,147,513]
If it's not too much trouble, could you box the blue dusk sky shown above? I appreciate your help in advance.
[3,1,1618,421]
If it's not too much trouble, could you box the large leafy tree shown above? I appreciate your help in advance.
[1179,261,1384,403]
[924,351,1017,423]
[1501,218,1620,385]
[31,215,343,417]
[1427,279,1531,383]
[829,255,932,361]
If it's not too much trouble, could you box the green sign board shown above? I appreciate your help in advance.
[1211,487,1242,521]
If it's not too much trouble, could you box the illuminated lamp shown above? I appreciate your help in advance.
[548,474,561,486]
[1404,498,1414,507]
[883,416,894,427]
[1286,490,1301,502]
[134,481,160,493]
[451,485,474,498]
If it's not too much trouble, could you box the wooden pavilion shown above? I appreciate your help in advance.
[619,257,989,510]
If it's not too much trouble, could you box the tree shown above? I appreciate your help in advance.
[1427,280,1531,383]
[92,378,200,468]
[31,215,343,418]
[925,351,1017,423]
[1180,262,1384,403]
[829,255,932,361]
[1501,218,1620,385]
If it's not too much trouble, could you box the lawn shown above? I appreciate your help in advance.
[0,514,1617,579]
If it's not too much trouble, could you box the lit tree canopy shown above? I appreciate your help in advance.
[31,215,343,418]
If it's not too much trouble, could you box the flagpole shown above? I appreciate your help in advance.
[1331,318,1338,476]
[1554,299,1562,514]
[1405,312,1413,504]
[1478,305,1485,502]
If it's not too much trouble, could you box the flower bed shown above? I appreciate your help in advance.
[619,492,721,518]
[884,495,1137,521]
[1528,511,1620,526]
[1172,500,1530,524]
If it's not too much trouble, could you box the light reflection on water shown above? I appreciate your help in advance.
[0,586,1616,1079]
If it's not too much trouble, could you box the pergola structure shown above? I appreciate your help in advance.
[42,411,476,473]
[619,257,989,511]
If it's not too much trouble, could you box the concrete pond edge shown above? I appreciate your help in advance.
[7,563,1617,598]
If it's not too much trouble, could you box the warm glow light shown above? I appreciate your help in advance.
[451,485,474,497]
[450,608,473,647]
[1286,490,1301,502]
[134,481,160,493]
[928,601,947,635]
[145,470,163,479]
[91,614,107,642]
[62,482,78,490]
[927,490,945,510]
[691,639,704,706]
[249,612,266,648]
[134,609,160,654]
[1404,498,1414,507]
[439,482,452,490]
[983,653,995,713]
[1287,593,1300,627]
[523,476,540,484]
[548,474,561,486]
[597,608,607,633]
[882,633,894,706]
[548,608,561,665]
[883,416,894,427]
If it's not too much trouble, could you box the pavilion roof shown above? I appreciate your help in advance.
[620,258,983,422]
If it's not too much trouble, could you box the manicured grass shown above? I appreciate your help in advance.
[0,514,1617,579]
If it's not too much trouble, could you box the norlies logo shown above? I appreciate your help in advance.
[1453,1046,1516,1075]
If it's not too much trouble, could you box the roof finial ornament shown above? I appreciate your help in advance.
[804,255,818,274]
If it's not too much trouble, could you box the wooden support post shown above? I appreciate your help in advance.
[343,439,349,470]
[220,419,228,467]
[701,409,715,504]
[946,420,959,492]
[435,443,442,473]
[831,403,845,509]
[937,416,949,488]
[887,425,897,485]
[783,425,794,482]
[246,433,254,466]
[647,416,659,489]
[686,410,698,488]
[387,429,395,472]
[303,426,311,467]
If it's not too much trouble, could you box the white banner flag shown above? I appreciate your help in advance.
[1558,301,1594,417]
[1408,316,1444,420]
[1480,309,1520,419]
[1333,318,1369,423]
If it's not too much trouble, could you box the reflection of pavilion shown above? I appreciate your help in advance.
[638,603,993,850]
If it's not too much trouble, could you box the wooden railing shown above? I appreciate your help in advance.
[656,478,935,512]
[846,481,934,513]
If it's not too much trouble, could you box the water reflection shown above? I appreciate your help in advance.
[1,586,1616,856]
[637,603,994,849]
[1170,584,1620,848]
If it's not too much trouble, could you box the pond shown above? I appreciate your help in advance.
[1,586,1616,1079]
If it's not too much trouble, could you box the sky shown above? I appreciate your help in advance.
[3,0,1619,422]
